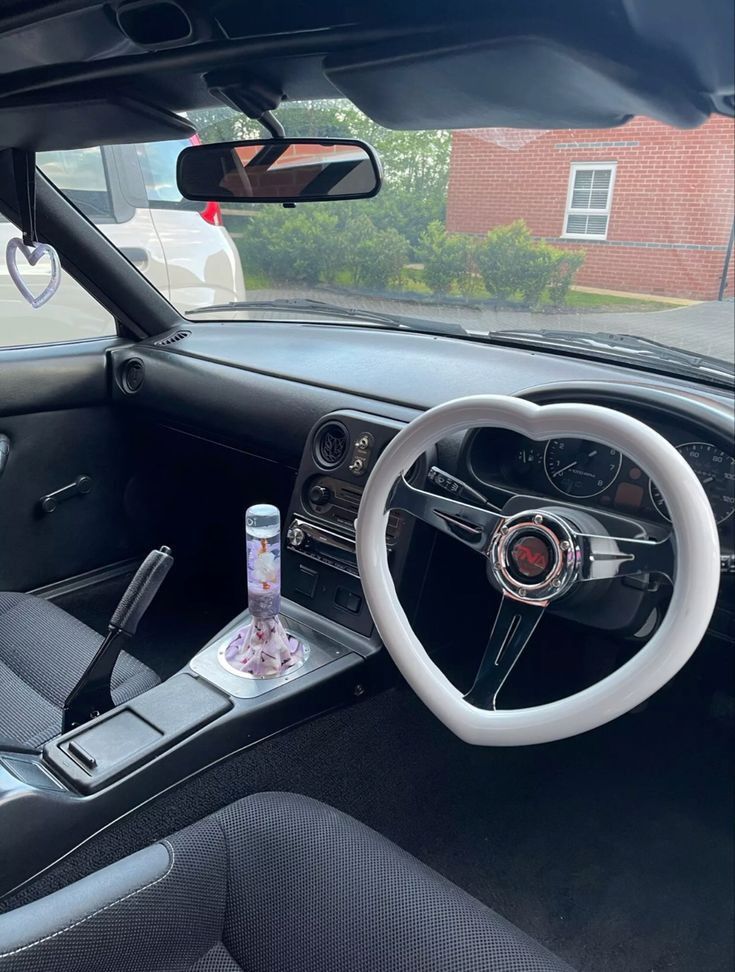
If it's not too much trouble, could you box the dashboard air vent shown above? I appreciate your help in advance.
[154,329,191,347]
[120,357,145,394]
[314,421,349,469]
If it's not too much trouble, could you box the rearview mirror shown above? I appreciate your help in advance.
[177,138,382,204]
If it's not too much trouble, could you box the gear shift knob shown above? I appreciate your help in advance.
[245,504,282,619]
[221,504,307,679]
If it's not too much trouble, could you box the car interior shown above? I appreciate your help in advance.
[0,2,733,970]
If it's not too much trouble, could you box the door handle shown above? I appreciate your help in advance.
[119,247,149,268]
[40,475,93,514]
[0,435,9,478]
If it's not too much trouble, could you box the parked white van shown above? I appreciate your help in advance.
[0,138,245,347]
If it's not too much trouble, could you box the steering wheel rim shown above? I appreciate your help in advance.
[356,395,721,746]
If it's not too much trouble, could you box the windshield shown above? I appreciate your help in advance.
[42,100,735,375]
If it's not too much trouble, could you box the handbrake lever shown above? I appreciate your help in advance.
[63,546,174,732]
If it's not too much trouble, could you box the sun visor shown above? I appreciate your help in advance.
[0,92,195,150]
[325,37,710,131]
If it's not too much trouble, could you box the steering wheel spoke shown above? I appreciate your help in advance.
[464,595,545,710]
[577,531,675,582]
[388,475,502,555]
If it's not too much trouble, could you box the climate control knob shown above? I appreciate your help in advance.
[308,484,331,507]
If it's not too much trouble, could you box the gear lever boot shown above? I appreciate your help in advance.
[62,546,174,730]
[221,505,307,678]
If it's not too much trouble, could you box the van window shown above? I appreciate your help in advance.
[136,139,191,205]
[37,147,113,220]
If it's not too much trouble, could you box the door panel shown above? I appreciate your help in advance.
[0,341,141,591]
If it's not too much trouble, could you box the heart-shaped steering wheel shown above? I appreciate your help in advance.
[356,395,721,746]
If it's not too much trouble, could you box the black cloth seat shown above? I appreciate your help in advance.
[0,592,159,750]
[0,791,573,971]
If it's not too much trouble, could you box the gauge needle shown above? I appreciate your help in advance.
[553,461,577,477]
[701,476,714,484]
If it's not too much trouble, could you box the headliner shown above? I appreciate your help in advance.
[0,0,732,149]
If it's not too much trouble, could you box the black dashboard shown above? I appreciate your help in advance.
[110,320,735,645]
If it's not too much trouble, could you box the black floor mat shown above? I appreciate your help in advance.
[4,680,732,972]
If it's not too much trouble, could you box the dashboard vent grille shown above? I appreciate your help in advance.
[314,421,349,469]
[154,329,191,347]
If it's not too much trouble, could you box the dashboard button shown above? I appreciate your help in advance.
[335,587,362,613]
[294,565,318,598]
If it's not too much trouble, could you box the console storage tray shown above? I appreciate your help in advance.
[44,673,231,794]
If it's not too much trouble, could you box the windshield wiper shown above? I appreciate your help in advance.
[186,298,462,335]
[487,329,734,383]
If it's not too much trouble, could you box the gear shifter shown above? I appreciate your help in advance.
[220,504,307,678]
[62,546,174,731]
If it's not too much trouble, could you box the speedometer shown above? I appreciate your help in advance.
[650,442,735,525]
[544,438,622,498]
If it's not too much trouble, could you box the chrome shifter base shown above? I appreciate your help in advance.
[189,608,347,700]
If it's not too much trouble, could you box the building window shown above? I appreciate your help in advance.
[563,163,616,239]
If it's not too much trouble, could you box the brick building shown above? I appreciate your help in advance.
[446,116,735,300]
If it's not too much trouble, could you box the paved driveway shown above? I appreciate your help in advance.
[462,298,735,362]
[248,287,734,363]
[248,287,735,361]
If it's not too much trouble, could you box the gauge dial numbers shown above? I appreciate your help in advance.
[514,444,544,473]
[650,442,735,525]
[544,438,623,498]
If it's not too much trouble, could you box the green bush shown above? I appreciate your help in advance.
[342,214,410,289]
[546,249,585,306]
[419,221,477,294]
[239,207,340,285]
[475,220,584,306]
[367,194,446,258]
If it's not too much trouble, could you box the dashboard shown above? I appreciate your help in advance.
[110,321,735,645]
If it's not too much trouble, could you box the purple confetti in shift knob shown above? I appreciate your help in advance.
[221,504,307,678]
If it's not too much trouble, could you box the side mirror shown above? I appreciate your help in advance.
[176,137,382,204]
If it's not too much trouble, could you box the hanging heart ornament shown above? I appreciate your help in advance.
[6,237,61,309]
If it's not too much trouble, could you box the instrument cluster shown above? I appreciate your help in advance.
[464,429,735,527]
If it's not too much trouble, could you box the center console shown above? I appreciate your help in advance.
[282,410,429,636]
[0,409,430,903]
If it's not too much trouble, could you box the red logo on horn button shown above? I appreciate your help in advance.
[509,534,552,579]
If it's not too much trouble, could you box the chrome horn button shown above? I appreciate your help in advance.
[490,511,580,604]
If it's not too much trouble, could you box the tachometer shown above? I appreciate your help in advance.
[544,438,622,498]
[650,442,735,525]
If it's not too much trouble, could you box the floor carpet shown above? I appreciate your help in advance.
[3,671,732,972]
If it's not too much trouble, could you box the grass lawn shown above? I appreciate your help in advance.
[564,289,688,312]
[244,270,272,291]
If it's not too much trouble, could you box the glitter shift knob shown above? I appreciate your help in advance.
[245,504,282,619]
[221,504,307,678]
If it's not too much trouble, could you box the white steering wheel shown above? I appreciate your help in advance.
[356,395,721,746]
